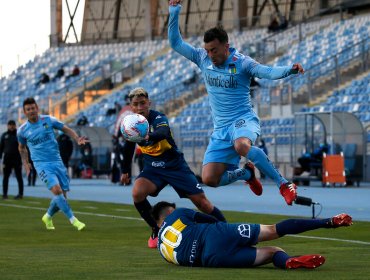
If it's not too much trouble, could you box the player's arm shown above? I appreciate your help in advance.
[246,58,304,80]
[61,125,88,145]
[120,141,136,184]
[168,3,201,64]
[18,142,31,176]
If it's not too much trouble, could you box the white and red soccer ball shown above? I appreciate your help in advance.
[120,114,149,142]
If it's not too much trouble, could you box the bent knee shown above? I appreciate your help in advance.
[202,175,219,187]
[132,185,149,202]
[234,140,251,156]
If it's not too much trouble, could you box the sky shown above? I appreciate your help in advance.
[0,0,84,78]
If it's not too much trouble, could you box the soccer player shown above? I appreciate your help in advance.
[168,0,304,205]
[120,87,226,248]
[18,97,87,231]
[154,201,353,268]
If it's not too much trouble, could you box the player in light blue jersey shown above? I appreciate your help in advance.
[18,97,87,231]
[168,0,302,205]
[154,201,352,269]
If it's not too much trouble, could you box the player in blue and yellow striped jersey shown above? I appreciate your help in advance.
[154,201,352,269]
[120,87,226,248]
[168,1,303,206]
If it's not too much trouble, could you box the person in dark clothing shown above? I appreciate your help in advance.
[77,115,89,126]
[0,120,24,199]
[66,65,80,79]
[27,146,37,186]
[57,133,74,168]
[35,73,50,87]
[52,67,65,81]
[297,143,330,174]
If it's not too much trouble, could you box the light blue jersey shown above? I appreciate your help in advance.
[168,5,295,130]
[17,115,64,163]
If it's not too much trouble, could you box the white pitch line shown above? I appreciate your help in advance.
[287,234,370,245]
[0,203,142,221]
[1,203,370,245]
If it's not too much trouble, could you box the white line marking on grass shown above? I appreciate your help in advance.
[0,203,142,221]
[287,234,370,245]
[83,206,98,209]
[115,209,131,212]
[2,203,369,245]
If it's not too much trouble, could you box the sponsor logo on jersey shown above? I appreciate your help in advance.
[42,123,49,129]
[235,119,246,128]
[195,184,202,190]
[205,73,237,89]
[189,239,198,265]
[152,161,165,168]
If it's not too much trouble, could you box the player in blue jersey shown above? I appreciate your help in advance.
[120,87,226,248]
[168,0,303,205]
[18,97,87,231]
[153,201,352,268]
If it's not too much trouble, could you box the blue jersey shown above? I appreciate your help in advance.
[158,208,209,266]
[158,208,261,268]
[168,5,295,129]
[139,110,181,162]
[17,115,64,163]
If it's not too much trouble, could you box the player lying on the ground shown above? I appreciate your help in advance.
[153,201,353,268]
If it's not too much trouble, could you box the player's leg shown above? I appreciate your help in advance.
[164,158,226,222]
[254,247,325,269]
[132,175,163,248]
[14,164,24,199]
[39,162,85,230]
[2,163,12,199]
[202,137,253,187]
[188,193,226,222]
[232,118,297,204]
[257,214,353,242]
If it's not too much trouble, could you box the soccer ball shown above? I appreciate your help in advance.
[120,114,149,142]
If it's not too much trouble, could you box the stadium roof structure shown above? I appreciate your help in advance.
[50,0,346,45]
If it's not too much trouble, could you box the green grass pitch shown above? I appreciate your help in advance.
[1,197,369,280]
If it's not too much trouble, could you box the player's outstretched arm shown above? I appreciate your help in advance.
[249,60,304,80]
[168,1,198,62]
[61,125,89,145]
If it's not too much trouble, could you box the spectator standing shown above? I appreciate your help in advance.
[57,133,74,168]
[0,120,24,199]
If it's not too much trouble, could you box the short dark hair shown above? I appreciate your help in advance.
[23,97,37,109]
[151,201,176,221]
[7,120,16,125]
[204,26,228,44]
[128,87,149,101]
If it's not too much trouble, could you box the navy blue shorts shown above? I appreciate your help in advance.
[137,155,204,198]
[201,223,260,267]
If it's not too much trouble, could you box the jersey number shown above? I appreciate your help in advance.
[160,225,183,264]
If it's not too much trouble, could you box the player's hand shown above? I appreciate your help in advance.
[77,136,89,145]
[120,173,131,185]
[169,0,182,6]
[292,63,304,74]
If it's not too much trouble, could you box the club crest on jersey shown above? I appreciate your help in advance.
[228,63,236,74]
[42,123,49,129]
